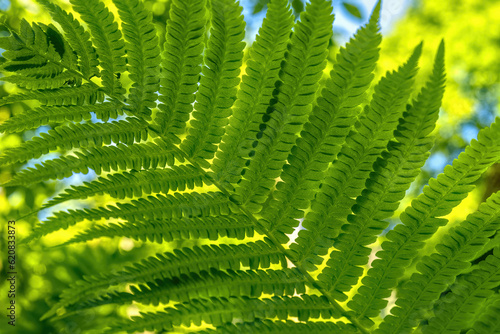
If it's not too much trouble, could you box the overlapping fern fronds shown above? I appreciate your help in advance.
[1,0,499,333]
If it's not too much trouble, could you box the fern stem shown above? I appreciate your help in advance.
[147,125,370,334]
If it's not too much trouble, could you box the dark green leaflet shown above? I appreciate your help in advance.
[1,0,498,333]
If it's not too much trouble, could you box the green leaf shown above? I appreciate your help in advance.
[376,191,500,334]
[43,239,286,320]
[290,3,388,268]
[36,0,99,79]
[25,191,233,243]
[210,0,294,187]
[235,0,335,213]
[65,268,306,313]
[423,247,500,333]
[113,0,161,119]
[198,319,357,334]
[0,103,122,133]
[180,0,246,167]
[107,295,340,333]
[70,0,126,97]
[61,215,253,245]
[261,1,383,248]
[41,165,207,209]
[0,117,149,166]
[342,2,363,19]
[154,0,207,142]
[0,83,103,106]
[466,294,500,334]
[319,42,438,303]
[4,139,180,187]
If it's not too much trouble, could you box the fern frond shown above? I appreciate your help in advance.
[1,61,64,79]
[317,42,438,302]
[210,0,294,186]
[36,0,99,79]
[0,117,148,165]
[293,37,421,271]
[3,139,180,187]
[0,71,81,89]
[375,190,500,334]
[467,295,500,334]
[113,0,161,119]
[41,165,207,209]
[4,0,498,332]
[67,268,306,313]
[352,44,500,326]
[62,215,253,245]
[0,103,122,133]
[180,0,246,167]
[199,319,357,334]
[423,247,500,333]
[0,19,76,75]
[24,191,234,243]
[259,2,383,246]
[357,117,500,326]
[69,0,126,97]
[0,83,102,106]
[44,240,285,319]
[154,0,207,141]
[235,0,335,213]
[107,295,339,333]
[44,23,79,70]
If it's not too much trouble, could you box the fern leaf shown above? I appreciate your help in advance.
[375,191,500,334]
[0,19,75,74]
[36,0,99,79]
[0,117,148,165]
[199,319,357,334]
[24,191,235,243]
[107,295,339,333]
[0,83,102,106]
[210,0,294,187]
[3,139,180,187]
[352,43,500,324]
[235,0,335,213]
[44,23,79,70]
[0,71,81,89]
[4,1,499,332]
[154,0,207,141]
[347,43,445,321]
[0,103,122,133]
[258,2,383,246]
[357,117,500,325]
[66,268,306,313]
[44,240,286,319]
[113,0,161,119]
[466,295,500,334]
[293,37,421,271]
[70,0,126,97]
[62,215,253,245]
[317,42,437,302]
[1,61,64,79]
[180,0,246,167]
[423,247,500,334]
[41,165,207,209]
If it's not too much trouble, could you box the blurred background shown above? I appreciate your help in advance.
[0,0,499,333]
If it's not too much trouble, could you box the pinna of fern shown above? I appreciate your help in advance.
[1,0,500,333]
